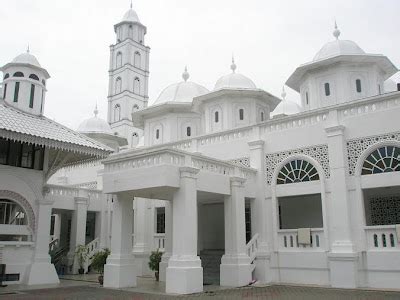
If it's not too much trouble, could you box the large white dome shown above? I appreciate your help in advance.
[214,59,256,90]
[122,8,140,23]
[78,107,113,135]
[153,68,209,105]
[12,51,41,68]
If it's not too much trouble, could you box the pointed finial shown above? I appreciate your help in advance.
[281,86,287,100]
[333,20,341,40]
[182,66,190,82]
[231,55,237,73]
[130,0,133,9]
[94,103,99,117]
[27,45,30,53]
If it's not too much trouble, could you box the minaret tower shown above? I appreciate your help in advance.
[107,2,150,147]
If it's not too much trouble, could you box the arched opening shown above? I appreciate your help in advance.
[13,72,24,78]
[260,111,265,122]
[114,104,121,122]
[14,82,20,102]
[0,198,31,241]
[131,132,139,147]
[29,84,35,108]
[356,79,362,93]
[42,79,46,86]
[275,159,324,249]
[116,52,122,68]
[239,108,244,121]
[134,52,141,69]
[306,91,309,105]
[215,111,219,123]
[4,73,9,80]
[186,126,191,137]
[115,77,122,94]
[324,83,330,96]
[3,83,7,99]
[29,74,39,81]
[156,129,160,140]
[133,77,140,95]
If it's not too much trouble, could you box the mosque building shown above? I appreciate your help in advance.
[0,4,399,295]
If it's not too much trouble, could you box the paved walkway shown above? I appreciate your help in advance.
[1,278,400,300]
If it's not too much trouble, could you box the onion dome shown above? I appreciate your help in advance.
[77,105,113,135]
[12,50,41,68]
[153,67,209,105]
[272,87,302,117]
[214,57,256,90]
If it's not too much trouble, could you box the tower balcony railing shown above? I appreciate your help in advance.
[277,228,325,251]
[365,225,400,250]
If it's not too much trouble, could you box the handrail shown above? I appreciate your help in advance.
[49,238,59,251]
[246,233,259,263]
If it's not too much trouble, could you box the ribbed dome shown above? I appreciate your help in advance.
[77,107,113,135]
[214,59,256,90]
[153,68,209,105]
[122,8,140,23]
[314,39,365,61]
[12,52,41,68]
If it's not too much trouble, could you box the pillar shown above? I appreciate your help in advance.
[159,201,172,282]
[166,167,203,294]
[248,139,272,283]
[220,177,252,287]
[67,190,89,274]
[104,193,136,288]
[27,198,60,285]
[325,120,358,288]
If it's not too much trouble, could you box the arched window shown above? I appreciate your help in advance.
[133,77,140,95]
[134,52,141,69]
[156,129,160,140]
[306,92,309,105]
[260,111,265,122]
[29,84,35,108]
[128,25,133,39]
[132,132,139,146]
[14,82,20,102]
[356,79,362,93]
[3,73,9,80]
[29,74,39,81]
[114,104,121,122]
[13,72,24,77]
[0,199,27,226]
[277,159,319,184]
[361,146,400,175]
[115,77,122,94]
[186,126,191,137]
[42,79,46,86]
[239,108,244,121]
[116,52,122,68]
[324,83,330,96]
[3,84,7,99]
[215,111,219,123]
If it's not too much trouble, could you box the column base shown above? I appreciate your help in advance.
[132,251,152,277]
[254,251,272,284]
[220,254,252,287]
[159,253,171,282]
[166,256,203,294]
[103,255,136,288]
[27,261,60,285]
[328,252,359,288]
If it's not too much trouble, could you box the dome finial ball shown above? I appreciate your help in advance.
[333,20,341,40]
[182,66,190,82]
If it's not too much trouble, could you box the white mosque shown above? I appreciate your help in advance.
[0,4,400,295]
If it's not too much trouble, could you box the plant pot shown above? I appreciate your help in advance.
[155,271,159,281]
[78,268,85,275]
[98,275,104,286]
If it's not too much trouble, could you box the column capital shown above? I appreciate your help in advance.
[248,139,265,150]
[230,176,246,187]
[179,166,200,179]
[74,197,89,206]
[325,125,345,137]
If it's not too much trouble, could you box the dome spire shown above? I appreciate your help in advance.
[94,103,99,117]
[27,45,30,53]
[333,20,341,40]
[281,86,287,100]
[231,55,237,73]
[182,66,190,82]
[130,0,133,9]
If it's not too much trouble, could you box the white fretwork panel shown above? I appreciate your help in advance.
[346,131,400,176]
[71,181,98,190]
[369,195,400,226]
[265,145,330,184]
[229,157,250,168]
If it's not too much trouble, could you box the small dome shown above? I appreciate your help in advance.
[77,107,113,135]
[384,78,399,93]
[214,58,256,90]
[314,40,365,61]
[12,51,41,68]
[122,8,140,23]
[153,67,209,105]
[272,100,302,116]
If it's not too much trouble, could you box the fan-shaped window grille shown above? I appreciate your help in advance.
[362,146,400,175]
[277,159,319,184]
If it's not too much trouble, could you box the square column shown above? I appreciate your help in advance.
[220,177,252,287]
[159,201,172,282]
[325,122,358,288]
[166,167,203,294]
[27,198,60,285]
[104,193,136,288]
[67,191,89,274]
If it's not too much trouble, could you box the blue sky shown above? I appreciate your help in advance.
[1,0,399,128]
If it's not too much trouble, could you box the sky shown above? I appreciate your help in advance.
[1,0,399,129]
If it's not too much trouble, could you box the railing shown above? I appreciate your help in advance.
[46,185,80,197]
[246,233,259,263]
[191,157,235,176]
[86,238,100,257]
[365,225,400,250]
[278,228,324,251]
[154,233,165,251]
[49,238,59,252]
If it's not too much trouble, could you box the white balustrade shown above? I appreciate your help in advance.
[153,233,165,251]
[278,229,325,251]
[246,233,259,263]
[47,185,80,197]
[365,226,400,250]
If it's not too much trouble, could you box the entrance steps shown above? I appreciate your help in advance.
[200,249,224,285]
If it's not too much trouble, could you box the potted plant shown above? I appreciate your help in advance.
[75,244,88,274]
[148,249,163,281]
[91,248,110,285]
